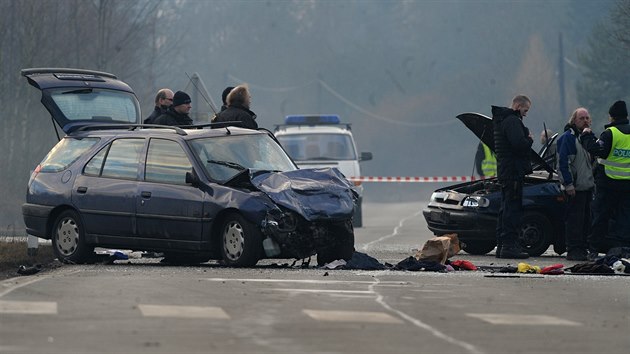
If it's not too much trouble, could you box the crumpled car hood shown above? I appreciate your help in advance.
[251,167,358,222]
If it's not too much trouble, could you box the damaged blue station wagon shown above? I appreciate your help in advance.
[21,68,357,266]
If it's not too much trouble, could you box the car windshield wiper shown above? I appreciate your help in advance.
[207,159,246,171]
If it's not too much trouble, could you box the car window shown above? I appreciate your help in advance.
[276,133,356,160]
[189,134,296,182]
[145,139,193,185]
[39,137,100,172]
[50,88,139,124]
[99,139,144,180]
[83,146,107,176]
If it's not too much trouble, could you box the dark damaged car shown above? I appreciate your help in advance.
[21,68,357,266]
[423,113,566,257]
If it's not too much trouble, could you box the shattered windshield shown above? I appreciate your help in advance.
[189,134,297,182]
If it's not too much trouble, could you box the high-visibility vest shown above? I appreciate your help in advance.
[598,126,630,180]
[482,143,497,176]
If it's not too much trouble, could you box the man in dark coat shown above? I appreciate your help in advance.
[213,84,258,129]
[144,88,173,124]
[154,91,193,126]
[493,95,533,259]
[581,100,630,256]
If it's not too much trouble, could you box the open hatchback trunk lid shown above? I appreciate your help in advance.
[22,68,141,134]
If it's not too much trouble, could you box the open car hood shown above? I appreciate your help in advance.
[251,167,358,222]
[456,112,555,174]
[22,68,141,133]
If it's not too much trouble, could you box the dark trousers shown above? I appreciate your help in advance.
[590,186,630,252]
[496,180,523,244]
[564,190,592,252]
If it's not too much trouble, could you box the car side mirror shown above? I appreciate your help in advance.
[185,170,200,186]
[360,152,373,162]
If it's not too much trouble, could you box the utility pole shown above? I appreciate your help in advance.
[558,33,567,120]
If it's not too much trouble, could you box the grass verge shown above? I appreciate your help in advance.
[0,238,58,280]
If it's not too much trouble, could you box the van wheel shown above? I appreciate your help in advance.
[51,210,95,264]
[221,213,262,267]
[519,211,552,256]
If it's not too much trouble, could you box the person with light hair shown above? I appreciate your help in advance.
[557,107,594,260]
[213,84,258,129]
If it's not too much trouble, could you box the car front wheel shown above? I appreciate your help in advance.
[519,211,552,256]
[51,210,95,264]
[221,213,262,267]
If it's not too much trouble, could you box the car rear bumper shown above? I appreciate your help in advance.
[422,207,496,241]
[22,203,53,239]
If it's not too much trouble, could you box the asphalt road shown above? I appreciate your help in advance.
[1,201,628,354]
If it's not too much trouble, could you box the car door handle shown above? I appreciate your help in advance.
[141,191,151,198]
[77,186,87,194]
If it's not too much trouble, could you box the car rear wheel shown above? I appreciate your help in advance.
[519,211,552,256]
[51,210,95,264]
[221,213,262,267]
[462,240,496,255]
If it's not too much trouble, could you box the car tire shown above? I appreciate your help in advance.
[462,240,496,255]
[352,197,363,228]
[519,211,552,256]
[51,210,95,264]
[316,221,355,266]
[220,212,262,267]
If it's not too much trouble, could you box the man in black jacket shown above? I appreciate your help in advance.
[154,91,193,126]
[144,88,174,124]
[493,95,533,259]
[581,100,630,256]
[213,84,258,129]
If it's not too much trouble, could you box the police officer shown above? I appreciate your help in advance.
[581,100,630,256]
[475,142,497,177]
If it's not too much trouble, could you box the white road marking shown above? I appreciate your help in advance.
[467,314,582,326]
[359,208,423,251]
[0,300,57,314]
[204,278,407,285]
[303,309,404,324]
[138,304,230,319]
[271,288,373,295]
[369,278,485,354]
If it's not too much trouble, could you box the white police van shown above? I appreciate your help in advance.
[274,115,373,227]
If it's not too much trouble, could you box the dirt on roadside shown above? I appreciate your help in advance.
[0,240,59,281]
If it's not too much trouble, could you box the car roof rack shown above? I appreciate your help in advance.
[73,124,187,135]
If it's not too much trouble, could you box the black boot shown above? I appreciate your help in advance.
[497,243,529,259]
[495,242,502,258]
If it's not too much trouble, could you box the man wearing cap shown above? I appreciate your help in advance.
[144,88,174,124]
[154,90,193,126]
[582,100,630,255]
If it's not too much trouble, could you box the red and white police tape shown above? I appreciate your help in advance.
[346,176,489,183]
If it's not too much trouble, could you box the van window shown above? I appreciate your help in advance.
[277,134,356,161]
